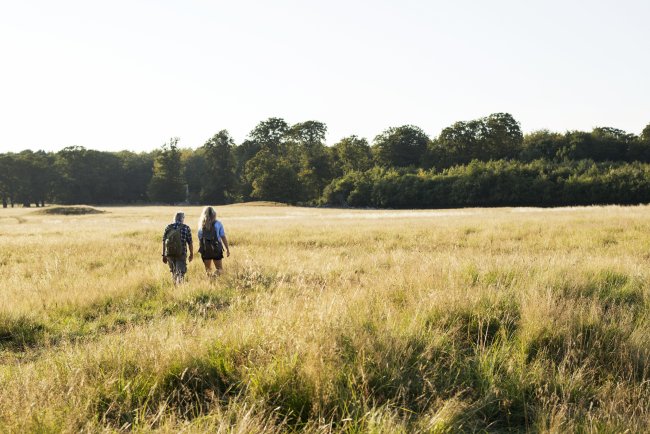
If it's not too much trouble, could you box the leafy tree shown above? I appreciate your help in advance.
[520,130,567,161]
[332,136,373,174]
[116,151,154,203]
[54,146,87,203]
[483,113,523,159]
[233,139,261,201]
[234,140,261,172]
[148,138,186,204]
[181,148,205,204]
[642,123,650,143]
[16,150,55,206]
[200,130,237,204]
[555,128,633,162]
[54,146,123,204]
[557,131,593,161]
[235,118,292,200]
[630,124,650,162]
[244,149,301,203]
[322,169,375,207]
[373,125,429,168]
[86,150,123,203]
[11,152,33,207]
[322,159,650,209]
[591,127,634,161]
[431,113,523,167]
[428,120,482,168]
[249,117,290,154]
[290,121,333,200]
[0,154,17,207]
[0,150,56,207]
[297,149,333,202]
[2,115,649,209]
[290,121,327,154]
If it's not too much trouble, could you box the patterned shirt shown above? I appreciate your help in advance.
[162,223,193,256]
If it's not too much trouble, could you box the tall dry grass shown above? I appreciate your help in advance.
[1,204,649,432]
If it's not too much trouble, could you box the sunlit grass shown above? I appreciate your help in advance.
[1,204,649,432]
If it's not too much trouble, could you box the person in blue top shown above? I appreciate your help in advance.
[197,206,230,276]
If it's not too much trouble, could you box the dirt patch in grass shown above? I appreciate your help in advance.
[34,206,107,216]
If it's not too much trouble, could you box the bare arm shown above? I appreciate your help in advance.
[221,236,230,257]
[161,228,168,262]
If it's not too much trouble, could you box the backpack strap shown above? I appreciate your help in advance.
[165,222,179,239]
[200,223,217,239]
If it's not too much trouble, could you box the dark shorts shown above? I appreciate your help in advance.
[201,251,223,261]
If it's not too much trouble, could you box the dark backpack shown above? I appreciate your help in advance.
[164,224,183,257]
[200,224,222,257]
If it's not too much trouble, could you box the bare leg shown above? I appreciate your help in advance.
[213,259,223,275]
[203,259,213,276]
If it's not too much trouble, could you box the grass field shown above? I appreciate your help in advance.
[1,203,650,432]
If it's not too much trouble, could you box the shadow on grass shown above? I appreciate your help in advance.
[0,313,48,351]
[96,344,244,429]
[0,283,233,353]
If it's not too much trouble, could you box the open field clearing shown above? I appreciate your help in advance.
[1,204,650,432]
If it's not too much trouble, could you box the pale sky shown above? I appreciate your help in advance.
[1,0,649,153]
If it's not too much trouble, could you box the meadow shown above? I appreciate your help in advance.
[1,203,649,432]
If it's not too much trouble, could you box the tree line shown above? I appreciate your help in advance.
[1,113,650,208]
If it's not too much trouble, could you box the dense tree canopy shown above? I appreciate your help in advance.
[148,138,185,204]
[642,124,650,143]
[429,113,523,168]
[2,113,650,209]
[245,149,301,203]
[332,136,373,175]
[200,130,237,204]
[373,125,429,168]
[249,117,290,155]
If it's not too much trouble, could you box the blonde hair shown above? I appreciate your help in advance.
[198,206,217,232]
